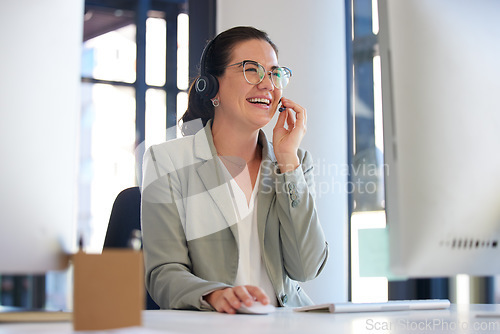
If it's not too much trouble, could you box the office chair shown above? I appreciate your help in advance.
[104,186,160,310]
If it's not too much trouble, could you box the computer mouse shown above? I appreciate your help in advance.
[237,301,276,315]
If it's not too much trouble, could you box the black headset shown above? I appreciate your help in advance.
[195,38,219,100]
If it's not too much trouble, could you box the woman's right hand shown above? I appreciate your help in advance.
[205,285,270,314]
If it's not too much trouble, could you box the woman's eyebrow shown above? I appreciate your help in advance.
[246,60,280,67]
[235,60,281,70]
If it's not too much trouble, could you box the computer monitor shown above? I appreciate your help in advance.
[378,0,500,277]
[0,1,80,275]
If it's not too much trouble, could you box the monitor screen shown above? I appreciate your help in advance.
[0,1,81,274]
[379,0,500,277]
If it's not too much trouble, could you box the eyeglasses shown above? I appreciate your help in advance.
[226,60,292,89]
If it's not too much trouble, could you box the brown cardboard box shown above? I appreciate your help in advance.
[73,250,144,330]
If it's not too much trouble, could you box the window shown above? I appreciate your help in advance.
[80,3,188,253]
[348,0,387,302]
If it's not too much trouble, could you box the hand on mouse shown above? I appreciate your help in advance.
[205,285,270,314]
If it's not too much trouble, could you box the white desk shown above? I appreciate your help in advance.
[1,304,500,333]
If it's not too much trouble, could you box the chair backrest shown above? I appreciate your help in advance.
[104,186,160,310]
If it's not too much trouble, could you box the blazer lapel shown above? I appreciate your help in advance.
[193,121,239,241]
[256,130,277,246]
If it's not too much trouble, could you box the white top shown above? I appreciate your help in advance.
[228,167,278,306]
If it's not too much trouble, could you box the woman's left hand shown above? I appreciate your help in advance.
[273,97,307,173]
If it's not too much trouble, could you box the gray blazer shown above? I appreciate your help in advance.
[141,120,328,310]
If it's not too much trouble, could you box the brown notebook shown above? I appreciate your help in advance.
[0,310,72,323]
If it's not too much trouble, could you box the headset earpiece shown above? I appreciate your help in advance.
[195,74,219,100]
[195,38,219,100]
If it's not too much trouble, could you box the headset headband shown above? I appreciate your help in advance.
[199,38,214,76]
[195,37,219,100]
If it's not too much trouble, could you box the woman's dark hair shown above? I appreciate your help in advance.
[179,26,278,136]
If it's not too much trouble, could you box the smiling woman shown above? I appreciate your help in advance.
[141,26,329,314]
[214,39,282,133]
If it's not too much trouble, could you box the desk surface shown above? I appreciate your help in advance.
[1,304,500,333]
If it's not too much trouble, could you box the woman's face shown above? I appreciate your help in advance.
[216,39,282,130]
